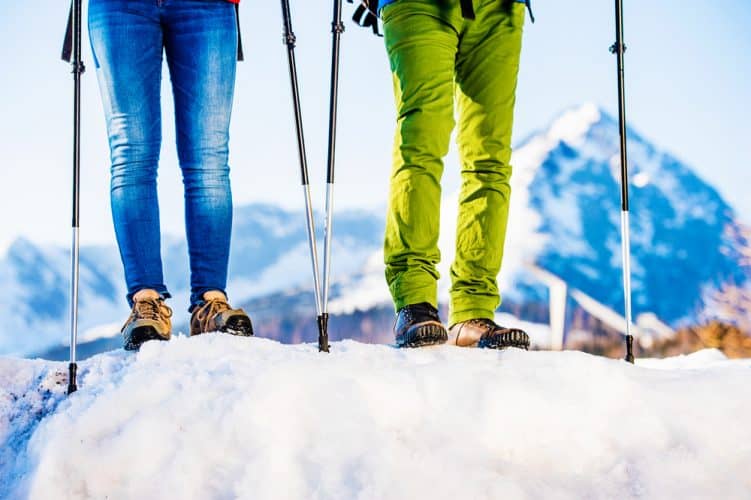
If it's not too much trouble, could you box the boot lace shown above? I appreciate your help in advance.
[123,297,172,330]
[467,318,496,332]
[467,318,525,338]
[195,298,231,328]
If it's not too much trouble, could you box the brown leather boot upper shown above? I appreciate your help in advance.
[448,318,529,350]
[190,291,253,337]
[121,289,172,350]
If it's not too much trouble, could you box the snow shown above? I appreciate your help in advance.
[2,337,750,499]
[632,172,650,188]
[546,103,601,147]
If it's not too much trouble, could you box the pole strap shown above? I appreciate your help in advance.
[62,5,73,62]
[235,4,245,62]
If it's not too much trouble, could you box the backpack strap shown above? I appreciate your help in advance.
[343,0,472,36]
[61,3,245,62]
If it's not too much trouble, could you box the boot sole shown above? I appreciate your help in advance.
[219,315,254,337]
[478,330,530,350]
[396,324,448,348]
[123,326,170,351]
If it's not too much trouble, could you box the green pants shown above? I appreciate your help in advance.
[382,0,525,326]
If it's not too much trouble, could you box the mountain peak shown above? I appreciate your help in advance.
[512,103,607,173]
[546,103,602,146]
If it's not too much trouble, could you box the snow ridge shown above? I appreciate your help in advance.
[2,338,750,499]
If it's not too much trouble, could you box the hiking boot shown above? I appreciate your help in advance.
[190,291,253,337]
[448,318,529,350]
[121,289,172,351]
[394,302,448,348]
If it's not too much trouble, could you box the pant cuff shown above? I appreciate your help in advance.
[391,283,438,312]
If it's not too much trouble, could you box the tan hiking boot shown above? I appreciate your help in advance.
[190,290,253,337]
[121,289,172,351]
[447,318,529,350]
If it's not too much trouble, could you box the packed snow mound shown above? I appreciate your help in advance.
[2,338,751,499]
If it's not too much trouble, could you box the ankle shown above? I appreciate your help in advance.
[202,290,228,302]
[133,288,161,302]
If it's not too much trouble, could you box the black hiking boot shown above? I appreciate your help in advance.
[394,302,447,348]
[448,318,529,350]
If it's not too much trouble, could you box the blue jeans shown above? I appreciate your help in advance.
[89,0,237,310]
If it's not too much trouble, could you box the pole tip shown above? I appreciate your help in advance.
[67,362,78,395]
[318,314,330,353]
[624,335,635,364]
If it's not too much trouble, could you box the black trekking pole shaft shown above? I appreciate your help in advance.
[614,0,628,212]
[319,0,344,354]
[280,0,325,343]
[68,0,85,394]
[326,0,343,186]
[611,0,634,363]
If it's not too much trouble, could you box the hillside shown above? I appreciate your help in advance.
[1,337,750,499]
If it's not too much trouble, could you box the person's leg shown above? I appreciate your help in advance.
[162,0,237,311]
[449,0,525,327]
[382,0,460,312]
[88,0,169,306]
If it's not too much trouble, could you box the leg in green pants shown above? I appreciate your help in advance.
[383,0,525,326]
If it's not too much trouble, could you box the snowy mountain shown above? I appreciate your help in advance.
[516,104,746,325]
[1,104,746,357]
[0,238,125,357]
[2,338,751,498]
[0,206,383,357]
[333,104,748,329]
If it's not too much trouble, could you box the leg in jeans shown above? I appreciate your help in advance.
[382,1,459,312]
[88,0,169,306]
[449,0,525,325]
[162,1,237,311]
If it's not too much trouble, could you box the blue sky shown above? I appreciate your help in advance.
[0,0,749,253]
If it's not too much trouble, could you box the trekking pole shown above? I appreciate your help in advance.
[65,0,85,393]
[279,0,325,348]
[319,0,345,354]
[610,0,635,363]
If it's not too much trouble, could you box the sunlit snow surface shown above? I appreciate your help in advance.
[2,337,750,499]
